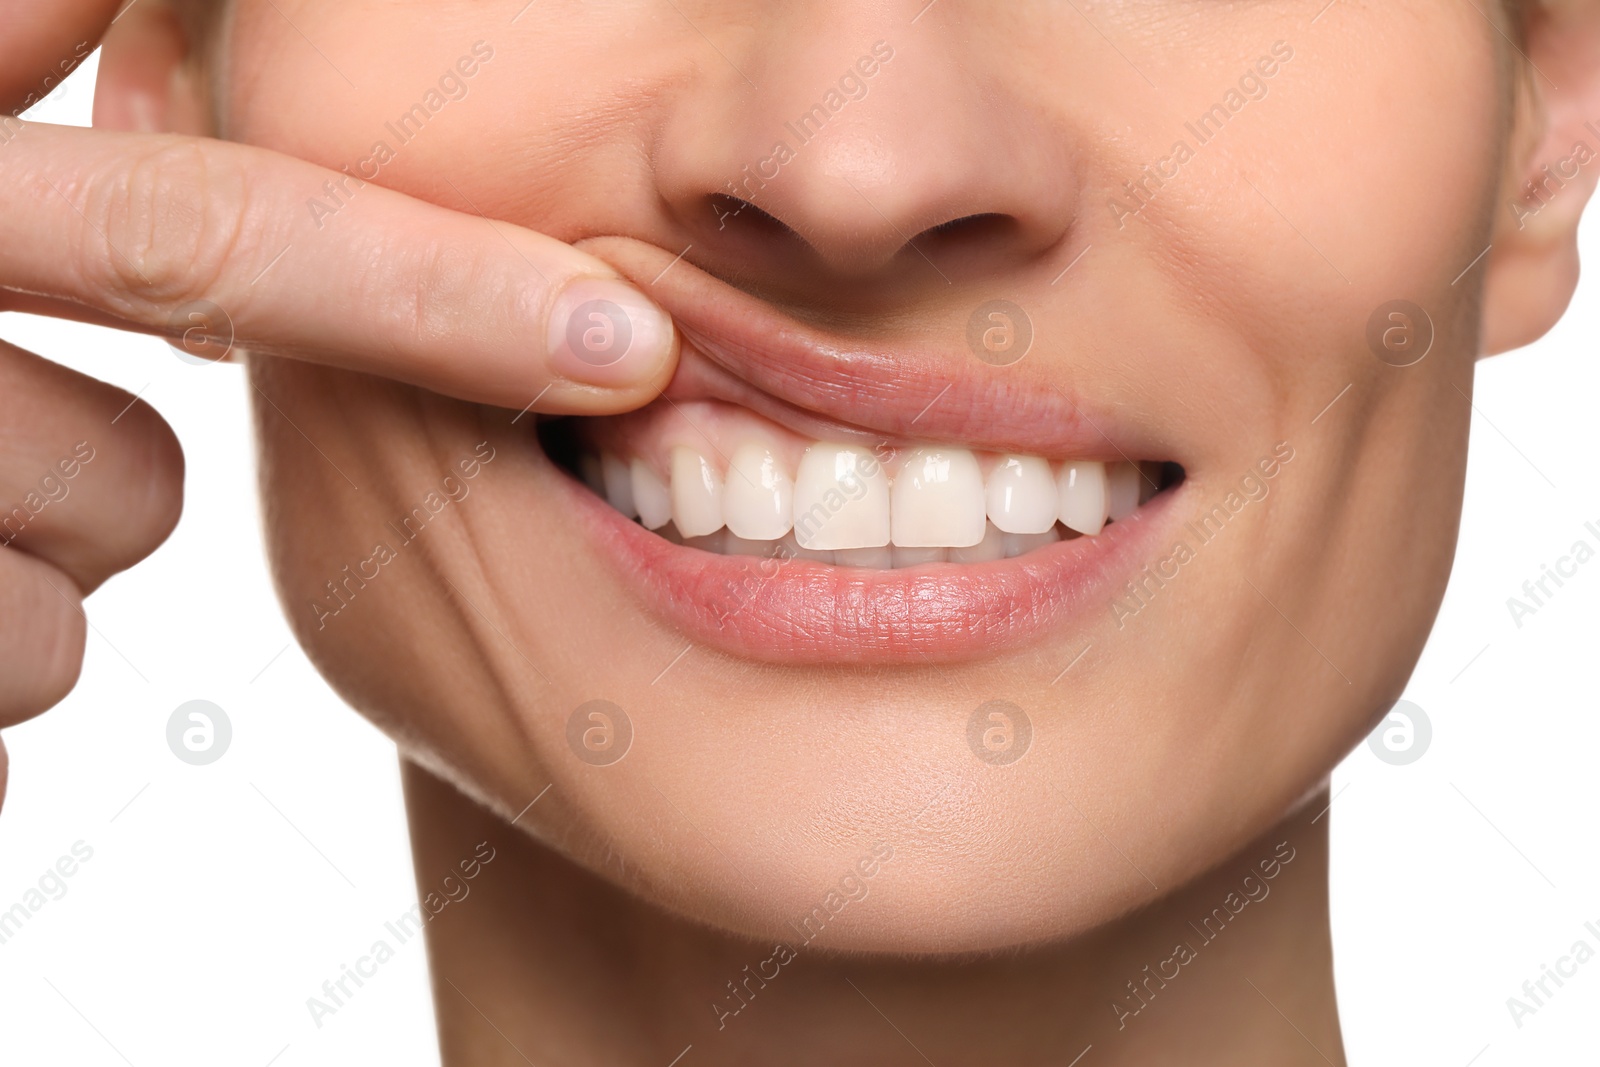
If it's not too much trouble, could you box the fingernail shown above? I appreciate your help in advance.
[547,277,675,387]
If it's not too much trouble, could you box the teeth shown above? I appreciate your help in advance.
[1107,461,1141,522]
[670,446,725,537]
[793,444,891,551]
[1057,460,1109,536]
[891,447,986,548]
[724,441,794,541]
[985,455,1059,535]
[630,459,673,530]
[593,441,1162,560]
[601,454,637,518]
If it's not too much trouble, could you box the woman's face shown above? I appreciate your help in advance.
[226,1,1510,951]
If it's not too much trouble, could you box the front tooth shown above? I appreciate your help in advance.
[724,441,794,541]
[949,521,1007,563]
[890,447,985,548]
[1057,460,1109,535]
[601,454,637,518]
[793,444,890,551]
[985,455,1058,535]
[1107,461,1141,521]
[631,459,673,530]
[671,446,725,537]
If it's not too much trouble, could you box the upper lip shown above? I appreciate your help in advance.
[584,237,1158,460]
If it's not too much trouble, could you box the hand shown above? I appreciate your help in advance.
[0,0,680,809]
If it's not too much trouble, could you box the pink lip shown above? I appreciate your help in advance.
[559,237,1184,663]
[580,236,1171,460]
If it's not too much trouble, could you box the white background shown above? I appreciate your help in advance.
[0,56,1596,1066]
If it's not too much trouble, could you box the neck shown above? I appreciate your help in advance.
[404,761,1344,1066]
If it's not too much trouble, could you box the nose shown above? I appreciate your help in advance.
[652,3,1081,288]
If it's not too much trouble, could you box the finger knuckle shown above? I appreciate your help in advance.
[82,139,253,316]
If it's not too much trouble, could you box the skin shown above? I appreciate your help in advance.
[6,0,1596,1062]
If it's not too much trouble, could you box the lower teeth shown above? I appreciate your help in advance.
[658,520,1077,567]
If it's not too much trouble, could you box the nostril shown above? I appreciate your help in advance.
[707,194,796,239]
[917,212,1019,252]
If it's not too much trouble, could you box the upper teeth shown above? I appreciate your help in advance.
[584,440,1149,564]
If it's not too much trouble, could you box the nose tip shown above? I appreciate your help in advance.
[656,29,1079,287]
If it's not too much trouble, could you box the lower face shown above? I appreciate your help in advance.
[236,1,1496,952]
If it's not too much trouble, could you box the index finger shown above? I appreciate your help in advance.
[0,0,119,114]
[0,122,678,414]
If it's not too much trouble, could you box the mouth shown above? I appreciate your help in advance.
[536,239,1188,664]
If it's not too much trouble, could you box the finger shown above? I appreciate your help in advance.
[0,0,119,114]
[0,549,87,727]
[0,123,678,415]
[0,339,184,591]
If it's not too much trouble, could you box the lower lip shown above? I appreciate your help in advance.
[564,470,1182,665]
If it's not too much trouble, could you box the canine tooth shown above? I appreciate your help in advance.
[836,547,893,569]
[724,441,794,541]
[1057,460,1109,535]
[1003,528,1060,559]
[890,447,985,548]
[631,459,673,530]
[793,444,890,551]
[778,532,834,565]
[892,546,947,568]
[1107,461,1141,521]
[671,446,725,537]
[985,455,1058,535]
[601,454,637,518]
[949,522,1007,563]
